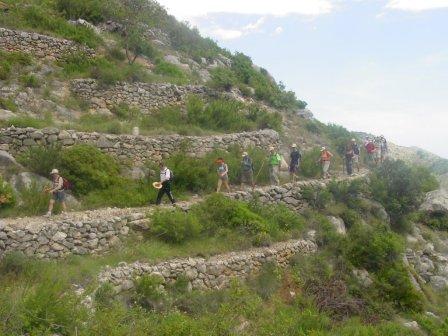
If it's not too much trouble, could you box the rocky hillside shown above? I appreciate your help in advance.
[1,1,448,335]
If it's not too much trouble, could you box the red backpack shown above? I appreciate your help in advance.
[62,177,72,190]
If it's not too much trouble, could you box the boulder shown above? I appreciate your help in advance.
[327,216,346,235]
[0,108,17,120]
[0,150,22,172]
[420,189,448,214]
[430,275,448,290]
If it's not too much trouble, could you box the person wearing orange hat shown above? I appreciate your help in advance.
[318,147,333,179]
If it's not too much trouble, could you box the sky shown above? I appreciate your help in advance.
[157,0,448,158]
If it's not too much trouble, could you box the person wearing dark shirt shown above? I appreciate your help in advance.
[289,144,302,182]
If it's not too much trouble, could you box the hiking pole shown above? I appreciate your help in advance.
[254,159,266,185]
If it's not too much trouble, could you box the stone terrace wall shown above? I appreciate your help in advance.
[98,239,317,292]
[0,28,95,59]
[0,207,147,259]
[0,127,279,164]
[71,79,207,112]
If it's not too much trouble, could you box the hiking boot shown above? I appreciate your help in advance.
[43,212,51,218]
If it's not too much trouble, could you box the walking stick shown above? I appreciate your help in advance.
[254,159,266,185]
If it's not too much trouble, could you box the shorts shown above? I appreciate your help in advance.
[219,175,229,181]
[352,155,359,164]
[322,161,331,173]
[241,170,253,184]
[289,163,299,173]
[52,190,65,202]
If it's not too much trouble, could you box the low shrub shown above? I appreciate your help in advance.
[134,274,168,311]
[421,212,448,231]
[154,60,187,80]
[59,144,121,196]
[0,176,16,210]
[0,97,18,112]
[0,251,27,276]
[1,115,54,129]
[151,209,202,244]
[300,147,322,178]
[94,283,115,309]
[19,74,40,88]
[344,224,404,272]
[18,145,62,177]
[248,262,281,300]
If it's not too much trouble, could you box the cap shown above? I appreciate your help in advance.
[50,169,59,175]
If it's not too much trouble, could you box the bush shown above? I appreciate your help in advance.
[1,115,54,129]
[0,251,27,276]
[154,60,186,79]
[300,148,322,178]
[94,283,116,309]
[0,97,18,112]
[20,74,40,88]
[56,0,105,24]
[59,144,121,196]
[209,67,236,91]
[151,209,202,244]
[18,145,62,177]
[421,212,448,231]
[370,160,439,230]
[0,176,15,210]
[345,224,404,272]
[134,274,168,311]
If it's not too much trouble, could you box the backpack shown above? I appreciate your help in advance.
[62,177,72,190]
[169,170,174,181]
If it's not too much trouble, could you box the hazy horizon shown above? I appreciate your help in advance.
[158,0,448,159]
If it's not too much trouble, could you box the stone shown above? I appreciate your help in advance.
[420,189,448,214]
[430,275,448,290]
[352,269,373,287]
[52,231,67,242]
[9,172,50,192]
[0,150,22,172]
[327,216,346,235]
[0,109,17,120]
[402,321,419,330]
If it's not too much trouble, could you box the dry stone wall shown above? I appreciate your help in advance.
[0,207,147,259]
[98,239,317,292]
[71,79,207,112]
[0,127,279,164]
[0,28,95,59]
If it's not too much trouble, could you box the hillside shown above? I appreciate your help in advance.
[1,1,448,335]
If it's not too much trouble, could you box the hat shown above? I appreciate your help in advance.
[268,146,275,151]
[152,182,163,189]
[351,138,356,142]
[50,169,59,175]
[291,143,297,148]
[242,151,248,157]
[321,147,326,151]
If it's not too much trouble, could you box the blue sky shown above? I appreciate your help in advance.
[157,0,448,158]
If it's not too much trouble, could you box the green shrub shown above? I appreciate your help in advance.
[18,145,62,177]
[134,274,167,311]
[192,194,269,235]
[345,224,404,272]
[59,144,121,196]
[0,251,27,276]
[0,97,18,112]
[154,60,186,79]
[421,212,448,231]
[2,115,54,129]
[0,176,15,210]
[58,51,93,76]
[300,147,322,178]
[209,67,236,91]
[250,202,306,232]
[20,74,40,88]
[56,0,105,24]
[0,61,11,80]
[375,264,424,312]
[248,262,281,300]
[370,160,438,230]
[151,209,202,244]
[94,283,116,309]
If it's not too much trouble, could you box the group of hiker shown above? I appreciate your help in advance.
[43,135,388,215]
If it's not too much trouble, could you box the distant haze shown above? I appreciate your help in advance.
[158,0,448,159]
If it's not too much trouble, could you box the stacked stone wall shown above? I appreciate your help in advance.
[71,79,207,112]
[0,27,95,59]
[98,239,317,292]
[0,127,279,164]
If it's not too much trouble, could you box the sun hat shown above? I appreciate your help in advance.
[50,169,59,175]
[291,143,297,148]
[242,151,248,157]
[351,138,356,142]
[268,146,275,151]
[152,182,163,189]
[321,147,326,151]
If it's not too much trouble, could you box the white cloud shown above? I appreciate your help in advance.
[386,0,448,12]
[210,28,244,40]
[243,17,266,32]
[157,0,333,21]
[272,26,284,36]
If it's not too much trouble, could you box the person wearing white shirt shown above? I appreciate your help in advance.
[156,162,176,205]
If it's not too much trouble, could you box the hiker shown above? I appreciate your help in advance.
[365,138,375,164]
[44,169,67,217]
[268,146,282,186]
[155,162,176,205]
[317,147,333,179]
[380,135,388,163]
[351,138,360,172]
[240,151,255,189]
[345,142,354,175]
[216,158,231,193]
[289,143,302,182]
[374,137,382,164]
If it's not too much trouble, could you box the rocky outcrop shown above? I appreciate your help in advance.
[0,207,147,259]
[98,239,317,293]
[71,79,207,112]
[420,189,448,215]
[0,27,95,59]
[0,127,280,165]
